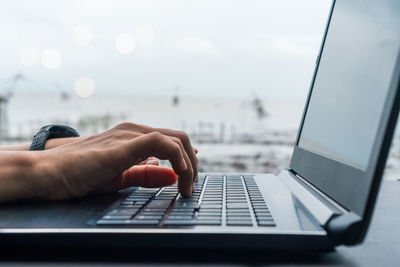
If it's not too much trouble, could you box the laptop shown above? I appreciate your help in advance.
[1,0,400,252]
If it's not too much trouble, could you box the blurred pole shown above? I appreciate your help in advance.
[220,122,225,143]
[0,97,9,143]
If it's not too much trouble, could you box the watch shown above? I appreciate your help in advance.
[29,125,80,151]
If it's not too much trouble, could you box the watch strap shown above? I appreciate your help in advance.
[29,125,79,151]
[30,130,51,151]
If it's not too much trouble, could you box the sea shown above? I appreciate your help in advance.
[2,92,400,180]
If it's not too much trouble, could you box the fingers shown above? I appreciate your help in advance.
[110,123,197,197]
[138,157,159,166]
[151,128,198,193]
[112,123,198,187]
[170,136,194,197]
[128,132,197,196]
[94,165,177,193]
[129,132,187,173]
[122,165,178,188]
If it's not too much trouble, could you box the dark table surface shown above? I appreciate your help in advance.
[0,180,399,266]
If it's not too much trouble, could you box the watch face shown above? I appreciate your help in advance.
[46,125,80,139]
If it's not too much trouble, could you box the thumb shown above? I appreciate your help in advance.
[122,165,178,188]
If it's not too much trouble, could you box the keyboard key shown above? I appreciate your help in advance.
[175,202,200,209]
[200,204,222,209]
[198,214,222,219]
[143,208,167,212]
[226,213,251,217]
[177,199,198,203]
[132,204,145,209]
[252,200,268,204]
[126,197,151,201]
[155,197,175,200]
[226,203,249,209]
[201,203,222,207]
[169,211,194,216]
[202,197,222,200]
[103,215,132,220]
[136,215,163,220]
[140,211,165,216]
[202,200,222,203]
[147,200,172,209]
[170,208,196,213]
[168,215,193,220]
[129,220,160,225]
[258,221,276,227]
[195,220,221,225]
[254,210,270,215]
[255,213,271,218]
[257,217,274,221]
[121,201,135,205]
[164,220,196,225]
[198,212,222,217]
[255,211,271,216]
[108,208,138,216]
[226,209,249,213]
[227,200,247,203]
[97,220,131,225]
[253,206,269,210]
[253,205,268,208]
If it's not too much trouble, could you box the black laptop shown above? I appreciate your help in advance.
[1,0,400,252]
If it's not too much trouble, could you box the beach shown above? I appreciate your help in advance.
[2,92,399,180]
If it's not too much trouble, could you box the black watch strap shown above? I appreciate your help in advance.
[29,125,80,151]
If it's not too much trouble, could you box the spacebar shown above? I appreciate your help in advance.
[164,220,221,225]
[97,220,159,225]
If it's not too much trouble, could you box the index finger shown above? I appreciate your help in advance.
[125,132,195,196]
[130,132,187,170]
[152,128,198,185]
[113,123,198,186]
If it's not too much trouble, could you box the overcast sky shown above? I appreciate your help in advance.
[0,0,331,99]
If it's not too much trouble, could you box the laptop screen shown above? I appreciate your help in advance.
[298,0,400,171]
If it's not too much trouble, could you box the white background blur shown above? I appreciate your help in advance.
[1,1,399,179]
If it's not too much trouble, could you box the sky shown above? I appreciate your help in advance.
[0,0,331,99]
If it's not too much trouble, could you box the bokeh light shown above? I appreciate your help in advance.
[73,25,93,45]
[20,48,39,67]
[115,34,136,54]
[135,25,155,45]
[41,49,62,69]
[75,77,95,97]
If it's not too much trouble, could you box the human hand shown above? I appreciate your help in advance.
[35,122,198,200]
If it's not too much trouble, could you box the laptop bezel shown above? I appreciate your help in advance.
[289,0,400,217]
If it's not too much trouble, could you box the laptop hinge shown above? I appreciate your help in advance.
[278,170,343,226]
[280,170,363,245]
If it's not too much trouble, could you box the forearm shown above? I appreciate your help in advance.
[0,143,31,151]
[0,151,47,203]
[0,137,81,151]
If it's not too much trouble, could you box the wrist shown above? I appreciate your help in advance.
[45,137,81,150]
[0,151,49,203]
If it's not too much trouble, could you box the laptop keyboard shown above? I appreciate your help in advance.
[97,174,275,227]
